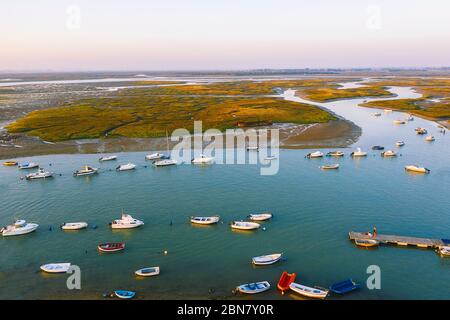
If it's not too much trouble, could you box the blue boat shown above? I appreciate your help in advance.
[329,279,361,294]
[114,290,136,299]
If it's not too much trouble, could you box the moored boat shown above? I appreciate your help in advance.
[252,253,282,266]
[146,152,165,160]
[305,151,323,158]
[190,216,220,225]
[2,220,39,237]
[329,279,361,294]
[230,221,260,231]
[277,271,296,292]
[415,127,427,135]
[393,120,406,125]
[98,242,125,253]
[264,156,277,161]
[438,246,450,256]
[99,155,117,162]
[396,141,405,147]
[116,163,136,171]
[248,212,272,221]
[354,239,379,247]
[3,161,18,166]
[114,290,135,299]
[326,151,344,157]
[40,263,71,273]
[61,222,88,230]
[372,145,384,150]
[320,164,339,170]
[246,146,259,151]
[350,148,367,157]
[289,282,329,299]
[425,135,435,142]
[381,150,397,157]
[26,168,53,180]
[18,162,39,170]
[384,109,393,113]
[371,112,382,117]
[236,281,270,294]
[405,165,430,174]
[153,159,177,167]
[135,266,160,277]
[73,166,98,176]
[191,154,214,164]
[111,213,144,229]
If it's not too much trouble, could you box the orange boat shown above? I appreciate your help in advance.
[3,161,18,166]
[277,271,296,293]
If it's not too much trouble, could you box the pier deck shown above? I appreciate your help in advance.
[349,231,446,249]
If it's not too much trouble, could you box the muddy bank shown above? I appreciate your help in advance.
[0,119,360,160]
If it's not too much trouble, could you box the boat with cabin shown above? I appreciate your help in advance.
[73,166,98,176]
[116,163,136,171]
[110,212,144,229]
[381,150,397,157]
[191,154,214,164]
[25,168,53,180]
[305,151,323,158]
[99,155,117,162]
[350,148,367,157]
[2,220,39,237]
[146,152,164,160]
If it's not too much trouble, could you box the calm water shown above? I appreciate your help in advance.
[1,85,450,300]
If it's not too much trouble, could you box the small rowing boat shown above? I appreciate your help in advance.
[73,166,98,176]
[371,145,384,150]
[98,242,125,253]
[99,155,117,162]
[405,165,430,174]
[252,253,282,266]
[277,271,296,292]
[135,266,160,277]
[18,162,39,170]
[190,216,220,225]
[248,212,272,221]
[354,239,379,247]
[230,221,260,231]
[40,263,71,273]
[289,282,329,299]
[305,151,323,158]
[320,164,339,170]
[61,222,88,230]
[236,281,270,294]
[326,151,344,157]
[329,279,361,294]
[3,161,18,166]
[371,112,382,117]
[116,163,136,171]
[114,290,135,299]
[393,120,406,125]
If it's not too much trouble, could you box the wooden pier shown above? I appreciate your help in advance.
[349,231,446,249]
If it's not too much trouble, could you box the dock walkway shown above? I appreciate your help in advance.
[349,231,446,249]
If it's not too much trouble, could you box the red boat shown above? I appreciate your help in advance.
[277,271,296,293]
[97,242,125,253]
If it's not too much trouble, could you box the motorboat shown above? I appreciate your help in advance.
[396,141,405,147]
[40,263,71,273]
[263,156,277,161]
[381,150,397,157]
[305,151,323,158]
[405,165,430,174]
[25,168,53,180]
[320,164,339,170]
[191,154,214,164]
[116,163,136,171]
[114,290,135,299]
[111,213,144,229]
[289,282,329,299]
[350,148,367,157]
[3,161,18,166]
[393,120,406,125]
[98,242,125,253]
[146,153,164,160]
[415,127,427,135]
[2,220,39,237]
[99,155,117,162]
[230,221,260,231]
[326,151,344,157]
[371,112,382,117]
[252,253,283,266]
[135,266,160,277]
[383,109,393,113]
[61,222,88,230]
[236,281,270,294]
[248,212,272,221]
[246,146,259,151]
[371,146,384,150]
[438,246,450,256]
[277,272,296,292]
[190,216,220,225]
[425,135,435,142]
[73,166,98,176]
[18,162,39,170]
[153,159,177,167]
[329,279,361,294]
[405,115,414,121]
[354,239,379,247]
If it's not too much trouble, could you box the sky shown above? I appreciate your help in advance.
[0,0,449,71]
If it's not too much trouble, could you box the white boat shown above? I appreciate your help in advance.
[396,141,405,147]
[326,151,344,157]
[405,165,430,174]
[320,164,339,170]
[406,115,414,121]
[18,162,39,170]
[2,220,39,237]
[252,253,282,265]
[146,153,164,160]
[415,127,427,135]
[384,109,393,113]
[350,148,367,157]
[40,263,71,273]
[305,151,324,158]
[135,266,160,277]
[289,282,329,299]
[246,146,259,151]
[116,163,137,171]
[61,222,88,230]
[111,213,144,229]
[425,135,435,142]
[154,159,177,167]
[438,246,450,256]
[26,168,53,180]
[99,155,117,162]
[371,112,382,117]
[263,156,277,161]
[248,213,272,221]
[230,221,260,231]
[190,216,220,225]
[393,120,406,125]
[381,150,397,157]
[73,166,98,176]
[191,154,214,164]
[236,281,270,294]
